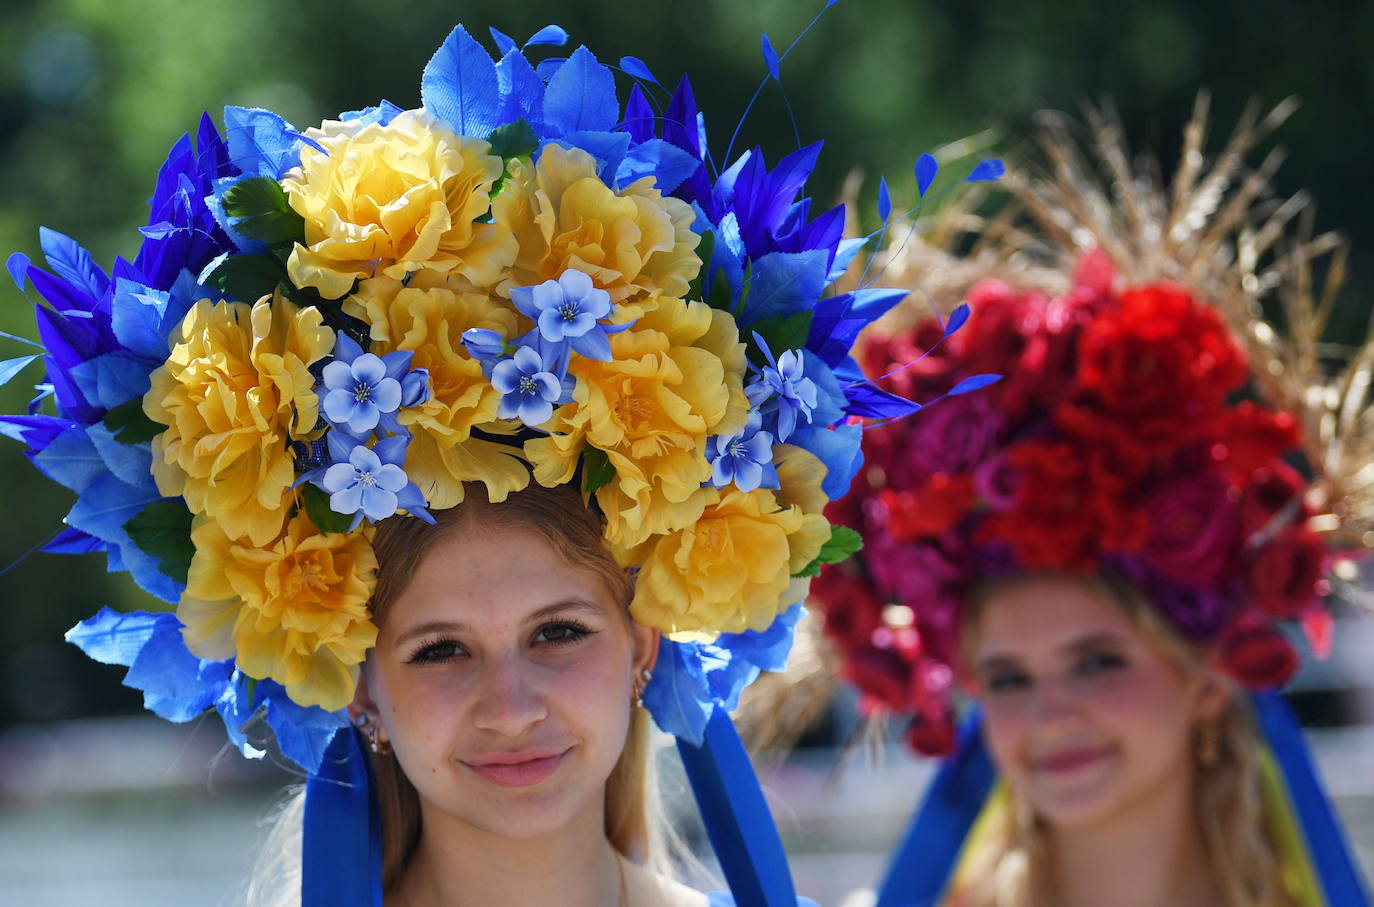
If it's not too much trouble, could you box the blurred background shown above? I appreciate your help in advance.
[0,0,1371,903]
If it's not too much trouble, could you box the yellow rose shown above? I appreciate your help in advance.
[492,144,700,305]
[343,272,531,508]
[524,295,748,548]
[145,295,332,547]
[619,485,831,635]
[179,512,378,711]
[283,109,516,299]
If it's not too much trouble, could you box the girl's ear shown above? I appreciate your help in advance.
[633,625,660,677]
[1193,660,1235,723]
[348,663,379,726]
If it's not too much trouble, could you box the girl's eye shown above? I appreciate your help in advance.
[1077,651,1127,676]
[986,671,1032,694]
[533,621,594,647]
[407,639,466,664]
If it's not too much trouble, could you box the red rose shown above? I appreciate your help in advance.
[904,699,957,757]
[880,474,975,540]
[1077,283,1248,453]
[814,565,884,653]
[845,644,912,714]
[1247,527,1324,618]
[1141,469,1241,587]
[1219,616,1299,689]
[1218,402,1301,475]
[1238,462,1306,537]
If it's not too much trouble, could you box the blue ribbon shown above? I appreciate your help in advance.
[875,708,994,907]
[676,709,800,907]
[1254,692,1372,906]
[302,727,383,907]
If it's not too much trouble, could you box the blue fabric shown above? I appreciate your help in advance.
[708,894,820,907]
[874,707,995,907]
[677,710,799,907]
[303,728,382,907]
[1254,692,1372,906]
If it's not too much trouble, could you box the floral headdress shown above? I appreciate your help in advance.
[1,19,989,773]
[810,100,1366,757]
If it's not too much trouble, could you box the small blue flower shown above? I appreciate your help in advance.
[461,327,507,366]
[745,335,819,442]
[320,334,405,436]
[706,411,778,492]
[399,368,430,408]
[491,346,565,427]
[509,269,629,361]
[322,443,409,524]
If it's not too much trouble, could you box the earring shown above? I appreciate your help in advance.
[631,667,652,709]
[356,713,391,756]
[1198,721,1220,769]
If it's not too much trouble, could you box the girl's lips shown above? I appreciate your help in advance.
[462,748,570,788]
[1035,745,1114,775]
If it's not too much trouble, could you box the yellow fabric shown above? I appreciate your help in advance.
[940,752,1329,906]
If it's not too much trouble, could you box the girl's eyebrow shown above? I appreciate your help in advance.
[392,600,604,648]
[975,631,1129,674]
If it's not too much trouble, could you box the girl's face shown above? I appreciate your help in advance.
[970,576,1226,831]
[356,522,656,841]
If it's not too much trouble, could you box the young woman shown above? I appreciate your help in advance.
[19,13,920,907]
[809,104,1369,907]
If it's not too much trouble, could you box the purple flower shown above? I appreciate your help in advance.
[745,334,818,442]
[1141,469,1240,588]
[491,346,565,427]
[319,333,427,437]
[907,393,1002,477]
[706,411,778,492]
[509,269,629,361]
[322,443,408,524]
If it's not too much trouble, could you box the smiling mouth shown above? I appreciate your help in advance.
[461,748,571,788]
[1034,745,1115,775]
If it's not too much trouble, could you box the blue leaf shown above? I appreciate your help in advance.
[944,301,970,336]
[69,351,153,412]
[534,56,568,80]
[31,426,106,494]
[542,46,618,136]
[0,354,41,387]
[39,227,110,300]
[760,32,780,80]
[740,249,829,324]
[262,681,348,774]
[523,25,569,48]
[616,138,701,194]
[619,55,659,87]
[550,131,631,183]
[915,152,938,196]
[221,107,302,179]
[967,158,1006,182]
[421,24,503,139]
[44,527,103,554]
[66,472,161,542]
[790,422,864,499]
[947,373,1002,396]
[7,251,30,293]
[496,50,547,135]
[124,617,226,722]
[877,176,892,222]
[488,26,518,57]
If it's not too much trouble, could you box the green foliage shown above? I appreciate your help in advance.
[794,524,863,578]
[301,483,353,535]
[485,118,538,161]
[581,446,616,496]
[221,176,305,245]
[103,398,164,445]
[202,253,289,305]
[746,310,813,365]
[122,500,196,584]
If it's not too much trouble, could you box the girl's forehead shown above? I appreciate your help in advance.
[972,577,1138,656]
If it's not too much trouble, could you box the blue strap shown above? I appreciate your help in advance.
[676,709,800,907]
[1253,692,1372,906]
[875,708,995,907]
[302,727,383,907]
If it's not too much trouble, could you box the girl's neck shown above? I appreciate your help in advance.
[1046,773,1218,907]
[392,803,624,907]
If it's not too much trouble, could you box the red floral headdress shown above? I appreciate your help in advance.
[816,250,1330,756]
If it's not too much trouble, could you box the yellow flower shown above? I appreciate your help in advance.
[145,295,332,547]
[283,109,516,300]
[772,443,829,515]
[619,485,831,635]
[343,272,531,508]
[491,144,700,305]
[179,512,378,711]
[524,295,748,548]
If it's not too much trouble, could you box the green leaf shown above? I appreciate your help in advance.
[581,446,616,496]
[103,398,164,445]
[302,483,354,535]
[243,675,259,706]
[746,310,814,366]
[222,176,306,245]
[485,119,538,161]
[794,524,864,578]
[123,500,196,585]
[203,253,288,304]
[687,231,715,302]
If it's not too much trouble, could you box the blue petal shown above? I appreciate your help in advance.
[616,139,701,194]
[221,106,302,179]
[643,639,715,744]
[915,152,938,196]
[496,50,546,136]
[44,527,104,554]
[87,422,155,489]
[790,423,863,500]
[877,176,892,221]
[760,32,780,80]
[619,55,660,87]
[739,249,829,325]
[7,251,31,293]
[69,351,153,411]
[31,425,106,494]
[947,373,1002,396]
[0,354,41,387]
[568,329,613,362]
[967,158,1006,182]
[523,25,569,47]
[360,485,399,522]
[422,24,502,139]
[542,46,618,136]
[261,681,348,774]
[39,227,110,300]
[944,301,971,336]
[66,472,161,542]
[487,26,518,57]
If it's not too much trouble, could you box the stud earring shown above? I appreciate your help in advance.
[631,667,653,709]
[1198,721,1220,769]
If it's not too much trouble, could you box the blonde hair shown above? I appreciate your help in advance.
[949,573,1293,907]
[244,481,671,906]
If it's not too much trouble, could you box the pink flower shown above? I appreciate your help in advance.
[1141,469,1239,587]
